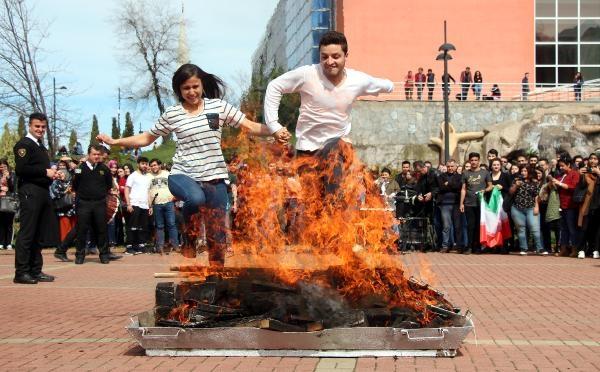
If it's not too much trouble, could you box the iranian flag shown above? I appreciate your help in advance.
[479,187,512,248]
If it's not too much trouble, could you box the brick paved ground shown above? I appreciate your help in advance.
[0,248,599,371]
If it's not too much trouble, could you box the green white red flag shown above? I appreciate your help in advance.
[479,187,512,248]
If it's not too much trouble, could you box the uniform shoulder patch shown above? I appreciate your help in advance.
[99,170,105,175]
[17,148,27,158]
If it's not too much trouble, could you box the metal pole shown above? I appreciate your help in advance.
[117,87,121,135]
[52,77,56,155]
[443,21,450,163]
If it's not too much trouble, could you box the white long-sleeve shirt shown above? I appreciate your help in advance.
[264,64,394,151]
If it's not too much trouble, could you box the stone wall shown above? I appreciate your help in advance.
[349,101,600,168]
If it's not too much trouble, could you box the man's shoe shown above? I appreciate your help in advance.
[75,256,85,265]
[13,273,38,284]
[569,246,578,258]
[34,272,55,282]
[108,253,122,261]
[463,248,472,255]
[519,251,527,256]
[558,245,569,257]
[439,247,449,253]
[577,250,585,259]
[100,257,110,264]
[54,252,72,262]
[593,251,600,259]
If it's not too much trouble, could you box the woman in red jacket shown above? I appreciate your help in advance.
[551,156,581,257]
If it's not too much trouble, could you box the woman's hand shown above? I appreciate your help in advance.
[273,128,291,144]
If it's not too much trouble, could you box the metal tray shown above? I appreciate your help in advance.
[126,310,474,357]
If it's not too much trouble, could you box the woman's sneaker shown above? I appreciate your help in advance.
[519,251,527,256]
[539,251,549,256]
[577,250,585,259]
[593,251,600,259]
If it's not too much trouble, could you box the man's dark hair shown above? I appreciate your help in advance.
[149,158,162,165]
[402,160,411,166]
[424,161,432,167]
[87,144,104,154]
[487,149,498,156]
[539,158,549,163]
[29,112,48,123]
[468,152,480,160]
[137,156,149,164]
[381,167,391,175]
[529,154,538,160]
[413,161,424,169]
[319,31,348,54]
[558,154,572,166]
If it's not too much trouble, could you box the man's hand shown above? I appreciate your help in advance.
[273,128,291,144]
[148,208,153,216]
[127,205,133,213]
[592,166,600,176]
[424,192,432,201]
[46,168,57,179]
[459,204,465,213]
[96,133,115,146]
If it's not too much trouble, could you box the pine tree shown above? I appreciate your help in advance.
[0,123,20,167]
[90,115,99,146]
[111,117,120,139]
[68,129,77,152]
[122,112,134,138]
[17,115,26,138]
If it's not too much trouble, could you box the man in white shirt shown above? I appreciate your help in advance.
[264,31,393,196]
[124,157,152,254]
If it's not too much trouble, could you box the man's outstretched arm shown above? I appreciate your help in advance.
[264,67,306,134]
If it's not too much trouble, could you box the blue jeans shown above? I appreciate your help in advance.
[168,174,228,263]
[153,201,179,248]
[440,204,462,248]
[560,208,580,247]
[511,206,543,252]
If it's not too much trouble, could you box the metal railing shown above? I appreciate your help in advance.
[365,79,600,102]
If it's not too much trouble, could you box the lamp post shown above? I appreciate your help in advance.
[52,77,67,155]
[436,21,455,163]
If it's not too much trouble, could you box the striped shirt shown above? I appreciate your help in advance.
[149,99,245,182]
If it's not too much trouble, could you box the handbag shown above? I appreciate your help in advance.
[572,176,587,204]
[0,195,18,213]
[53,193,74,211]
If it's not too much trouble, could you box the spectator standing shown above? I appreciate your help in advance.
[552,156,582,257]
[124,157,152,255]
[459,67,472,100]
[415,67,426,100]
[473,71,483,100]
[148,158,179,254]
[374,168,400,210]
[437,159,463,253]
[510,166,546,255]
[460,152,493,254]
[491,84,502,100]
[0,159,15,250]
[13,113,59,284]
[426,69,435,100]
[490,158,512,252]
[521,72,530,100]
[573,71,584,101]
[577,153,599,258]
[404,70,414,100]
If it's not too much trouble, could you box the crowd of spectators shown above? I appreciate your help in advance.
[374,148,600,258]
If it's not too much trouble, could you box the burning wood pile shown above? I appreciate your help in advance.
[154,265,463,332]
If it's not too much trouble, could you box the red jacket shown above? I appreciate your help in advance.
[557,169,580,209]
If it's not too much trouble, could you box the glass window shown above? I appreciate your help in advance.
[536,44,556,64]
[558,44,578,64]
[581,66,600,80]
[558,67,578,83]
[536,20,556,41]
[581,20,600,41]
[311,47,320,64]
[558,20,578,41]
[312,0,331,10]
[581,44,600,64]
[558,0,578,17]
[536,67,556,86]
[311,10,330,29]
[536,0,556,17]
[581,0,600,17]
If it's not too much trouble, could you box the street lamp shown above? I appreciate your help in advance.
[52,77,67,155]
[436,21,455,163]
[117,87,134,135]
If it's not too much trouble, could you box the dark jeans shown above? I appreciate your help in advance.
[76,199,109,259]
[465,204,481,251]
[416,83,424,100]
[129,206,149,250]
[461,83,470,100]
[405,87,413,100]
[560,208,580,247]
[427,84,434,100]
[153,201,179,248]
[15,184,58,277]
[168,174,228,264]
[580,209,600,254]
[107,219,116,246]
[0,211,14,246]
[542,219,561,253]
[440,204,463,249]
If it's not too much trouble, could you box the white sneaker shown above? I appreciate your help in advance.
[0,245,4,250]
[519,251,527,256]
[593,251,599,259]
[6,245,12,250]
[540,251,549,256]
[577,250,585,259]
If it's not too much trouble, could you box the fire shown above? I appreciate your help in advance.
[168,134,448,325]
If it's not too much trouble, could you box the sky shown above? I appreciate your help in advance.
[15,0,279,147]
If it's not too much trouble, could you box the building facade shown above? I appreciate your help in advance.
[252,0,599,88]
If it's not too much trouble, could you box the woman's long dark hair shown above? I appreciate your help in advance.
[172,64,225,102]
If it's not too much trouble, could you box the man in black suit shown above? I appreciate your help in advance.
[13,113,59,284]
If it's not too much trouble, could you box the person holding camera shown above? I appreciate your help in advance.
[550,155,581,257]
[509,165,546,255]
[576,152,600,259]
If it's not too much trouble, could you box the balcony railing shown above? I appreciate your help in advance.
[364,79,600,102]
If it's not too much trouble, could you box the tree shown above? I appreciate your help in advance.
[0,122,19,167]
[68,129,77,152]
[114,0,179,115]
[0,0,52,152]
[17,114,25,137]
[90,115,99,146]
[111,117,120,139]
[122,112,134,138]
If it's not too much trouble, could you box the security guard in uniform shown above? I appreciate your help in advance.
[71,144,113,264]
[13,113,59,284]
